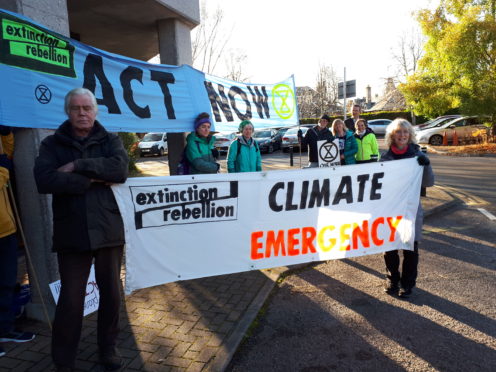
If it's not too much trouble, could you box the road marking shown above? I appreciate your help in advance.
[477,208,496,221]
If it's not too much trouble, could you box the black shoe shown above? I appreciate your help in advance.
[99,347,122,371]
[399,288,413,298]
[0,330,35,343]
[384,281,399,296]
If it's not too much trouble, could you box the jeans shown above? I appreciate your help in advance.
[0,233,17,336]
[52,246,123,368]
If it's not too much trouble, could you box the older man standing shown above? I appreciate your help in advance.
[34,88,128,371]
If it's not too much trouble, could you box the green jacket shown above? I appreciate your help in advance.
[227,138,262,173]
[355,131,380,162]
[185,132,219,174]
[341,129,358,165]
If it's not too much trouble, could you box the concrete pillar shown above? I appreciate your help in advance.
[3,0,71,322]
[157,18,193,175]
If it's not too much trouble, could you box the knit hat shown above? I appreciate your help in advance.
[320,114,331,121]
[238,120,254,132]
[194,115,211,130]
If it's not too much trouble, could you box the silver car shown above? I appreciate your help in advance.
[282,127,309,152]
[367,119,392,135]
[417,116,487,146]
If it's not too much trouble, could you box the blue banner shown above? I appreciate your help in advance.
[0,9,298,133]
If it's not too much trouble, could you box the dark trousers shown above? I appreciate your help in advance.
[384,242,419,289]
[52,246,123,368]
[0,233,17,335]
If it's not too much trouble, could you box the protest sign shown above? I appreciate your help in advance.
[112,159,423,294]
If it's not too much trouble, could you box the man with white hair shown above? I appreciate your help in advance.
[34,88,128,371]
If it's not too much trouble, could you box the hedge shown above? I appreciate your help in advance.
[299,110,430,125]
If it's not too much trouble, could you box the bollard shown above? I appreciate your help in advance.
[420,146,427,197]
[289,146,294,167]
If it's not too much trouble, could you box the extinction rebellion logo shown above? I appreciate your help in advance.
[0,13,75,77]
[131,181,239,229]
[271,83,295,120]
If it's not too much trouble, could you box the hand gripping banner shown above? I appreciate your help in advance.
[111,159,423,294]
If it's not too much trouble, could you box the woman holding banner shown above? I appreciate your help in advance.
[185,113,220,174]
[381,118,434,298]
[227,120,262,173]
[331,119,357,165]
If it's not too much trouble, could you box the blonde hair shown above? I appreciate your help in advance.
[331,119,345,135]
[385,118,417,147]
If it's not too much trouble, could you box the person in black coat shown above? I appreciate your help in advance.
[34,88,128,371]
[344,104,366,132]
[298,114,335,168]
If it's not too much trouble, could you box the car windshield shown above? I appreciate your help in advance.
[142,133,164,142]
[253,131,271,138]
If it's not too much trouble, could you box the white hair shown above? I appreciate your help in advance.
[64,88,98,116]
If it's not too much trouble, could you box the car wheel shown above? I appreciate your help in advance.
[159,148,164,157]
[429,135,443,146]
[268,144,274,154]
[282,147,288,153]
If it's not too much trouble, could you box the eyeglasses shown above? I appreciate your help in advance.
[69,105,94,113]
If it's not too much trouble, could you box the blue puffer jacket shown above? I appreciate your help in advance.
[227,138,262,173]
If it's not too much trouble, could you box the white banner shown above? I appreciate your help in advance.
[112,159,422,294]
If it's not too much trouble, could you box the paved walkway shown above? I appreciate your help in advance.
[0,157,460,372]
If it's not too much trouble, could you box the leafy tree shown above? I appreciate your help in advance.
[400,0,496,131]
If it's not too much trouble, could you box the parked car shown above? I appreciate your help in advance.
[214,131,238,154]
[414,115,462,131]
[282,126,309,152]
[417,116,487,146]
[253,128,281,153]
[366,119,392,135]
[138,132,167,157]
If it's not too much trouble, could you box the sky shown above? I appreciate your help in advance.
[198,0,439,100]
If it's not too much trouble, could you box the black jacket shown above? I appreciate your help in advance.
[34,120,129,252]
[301,126,335,163]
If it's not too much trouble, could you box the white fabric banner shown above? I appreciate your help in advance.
[112,158,422,294]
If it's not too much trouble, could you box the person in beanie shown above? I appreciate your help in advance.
[227,120,262,173]
[381,118,434,298]
[185,112,220,174]
[34,88,128,371]
[297,114,335,168]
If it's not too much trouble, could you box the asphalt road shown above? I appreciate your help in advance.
[226,205,496,372]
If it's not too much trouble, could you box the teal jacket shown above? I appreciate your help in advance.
[227,138,262,173]
[342,129,358,165]
[355,131,380,162]
[185,132,219,174]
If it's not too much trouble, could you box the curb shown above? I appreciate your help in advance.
[214,187,462,371]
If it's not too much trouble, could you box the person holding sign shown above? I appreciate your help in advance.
[297,114,335,168]
[185,112,220,174]
[381,118,434,298]
[354,119,380,163]
[227,120,262,173]
[34,88,128,371]
[331,119,358,165]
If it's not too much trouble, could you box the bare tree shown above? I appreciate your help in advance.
[391,28,425,83]
[314,63,340,115]
[224,49,249,82]
[191,2,232,74]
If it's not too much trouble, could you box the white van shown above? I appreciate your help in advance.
[138,132,167,157]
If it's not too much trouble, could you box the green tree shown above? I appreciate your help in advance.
[400,0,496,131]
